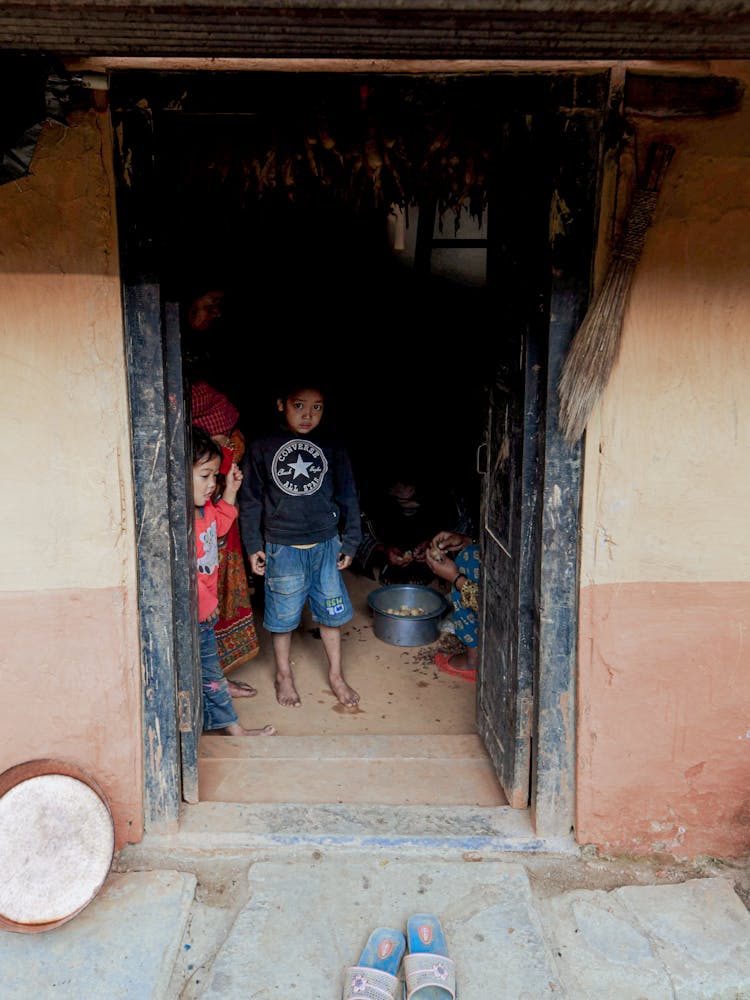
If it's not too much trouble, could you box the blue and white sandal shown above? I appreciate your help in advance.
[343,926,406,1000]
[403,914,457,999]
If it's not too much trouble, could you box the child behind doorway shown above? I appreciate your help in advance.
[192,427,276,737]
[239,380,362,709]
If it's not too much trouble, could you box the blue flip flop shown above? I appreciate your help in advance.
[403,914,457,999]
[342,926,406,1000]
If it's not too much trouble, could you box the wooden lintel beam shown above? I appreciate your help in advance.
[625,71,745,117]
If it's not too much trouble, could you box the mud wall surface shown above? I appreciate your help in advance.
[0,110,143,848]
[577,61,750,859]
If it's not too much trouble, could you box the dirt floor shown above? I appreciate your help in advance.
[223,569,477,738]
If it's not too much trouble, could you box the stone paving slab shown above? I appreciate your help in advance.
[617,878,750,1000]
[0,869,196,1000]
[536,876,750,1000]
[200,858,562,999]
[8,855,746,1000]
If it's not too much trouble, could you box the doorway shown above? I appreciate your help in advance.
[112,67,607,839]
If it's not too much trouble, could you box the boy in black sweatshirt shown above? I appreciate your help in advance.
[239,381,362,708]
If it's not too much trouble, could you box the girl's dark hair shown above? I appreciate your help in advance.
[192,425,222,465]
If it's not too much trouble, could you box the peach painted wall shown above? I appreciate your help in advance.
[0,111,143,848]
[577,62,750,859]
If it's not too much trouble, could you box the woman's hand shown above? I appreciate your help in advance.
[425,547,458,583]
[412,541,430,562]
[385,546,413,567]
[431,530,473,553]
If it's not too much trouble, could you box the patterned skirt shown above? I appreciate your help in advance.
[215,518,260,673]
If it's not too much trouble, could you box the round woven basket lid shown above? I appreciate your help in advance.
[0,759,115,933]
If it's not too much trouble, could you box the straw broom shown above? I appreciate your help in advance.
[558,140,675,446]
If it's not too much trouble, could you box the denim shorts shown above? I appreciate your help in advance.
[200,619,238,731]
[263,537,354,633]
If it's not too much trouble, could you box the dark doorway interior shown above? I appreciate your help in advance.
[153,73,498,520]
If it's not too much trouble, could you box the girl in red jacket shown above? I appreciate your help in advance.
[192,427,276,737]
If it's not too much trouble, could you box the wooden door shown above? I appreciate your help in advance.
[476,111,548,809]
[112,95,183,829]
[163,302,202,804]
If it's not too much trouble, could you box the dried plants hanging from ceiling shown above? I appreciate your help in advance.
[198,79,492,231]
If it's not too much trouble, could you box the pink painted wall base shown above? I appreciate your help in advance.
[0,588,143,849]
[577,581,750,859]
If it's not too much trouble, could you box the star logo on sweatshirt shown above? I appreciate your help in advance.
[272,438,328,496]
[287,454,313,480]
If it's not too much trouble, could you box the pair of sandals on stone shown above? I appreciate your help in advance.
[342,914,456,999]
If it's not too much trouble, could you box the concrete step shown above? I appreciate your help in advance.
[198,733,506,806]
[121,801,579,861]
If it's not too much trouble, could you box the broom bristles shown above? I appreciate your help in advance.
[558,141,675,446]
[558,259,636,445]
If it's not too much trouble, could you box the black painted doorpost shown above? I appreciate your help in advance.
[532,81,608,837]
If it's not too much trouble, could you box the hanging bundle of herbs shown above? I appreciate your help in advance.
[197,78,492,230]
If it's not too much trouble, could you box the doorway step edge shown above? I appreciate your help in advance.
[117,801,579,867]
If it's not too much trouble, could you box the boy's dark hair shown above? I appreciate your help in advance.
[277,375,328,404]
[192,425,223,465]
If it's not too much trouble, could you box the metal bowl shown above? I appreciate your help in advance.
[367,584,449,647]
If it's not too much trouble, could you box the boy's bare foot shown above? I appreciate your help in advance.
[227,680,257,698]
[329,673,360,707]
[214,722,277,736]
[275,674,301,707]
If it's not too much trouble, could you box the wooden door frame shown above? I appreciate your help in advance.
[112,93,193,833]
[473,83,605,838]
[532,150,595,839]
[112,66,602,839]
[119,278,183,833]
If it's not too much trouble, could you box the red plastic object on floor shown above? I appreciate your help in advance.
[434,652,476,683]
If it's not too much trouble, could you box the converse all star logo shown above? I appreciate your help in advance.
[272,438,328,496]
